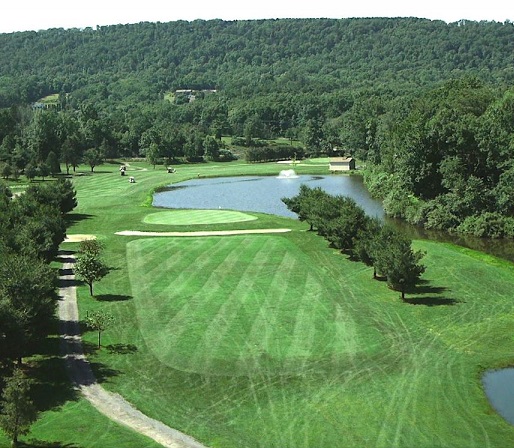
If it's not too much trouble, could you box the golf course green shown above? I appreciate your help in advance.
[143,209,258,226]
[6,159,514,447]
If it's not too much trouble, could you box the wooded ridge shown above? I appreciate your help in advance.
[0,18,513,106]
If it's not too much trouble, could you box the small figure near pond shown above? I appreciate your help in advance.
[129,176,135,183]
[167,167,176,173]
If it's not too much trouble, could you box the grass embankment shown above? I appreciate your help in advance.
[7,159,514,447]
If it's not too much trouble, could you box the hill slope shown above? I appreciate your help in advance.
[0,18,513,106]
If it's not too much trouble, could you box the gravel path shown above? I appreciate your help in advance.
[57,251,208,448]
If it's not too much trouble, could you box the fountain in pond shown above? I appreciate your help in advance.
[277,169,299,179]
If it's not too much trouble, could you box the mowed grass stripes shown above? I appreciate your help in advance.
[66,162,514,447]
[126,235,381,376]
[120,236,514,447]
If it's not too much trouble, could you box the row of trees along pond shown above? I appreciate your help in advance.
[0,179,77,447]
[282,185,426,300]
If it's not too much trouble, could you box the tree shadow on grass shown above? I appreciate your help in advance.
[106,343,138,355]
[19,441,80,448]
[403,296,461,306]
[95,294,132,302]
[411,281,449,295]
[30,355,80,411]
[404,281,461,306]
[64,213,95,227]
[87,360,121,384]
[373,274,387,282]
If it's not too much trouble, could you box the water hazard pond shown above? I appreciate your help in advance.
[153,173,514,426]
[153,174,385,219]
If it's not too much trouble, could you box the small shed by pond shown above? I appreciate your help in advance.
[329,157,355,172]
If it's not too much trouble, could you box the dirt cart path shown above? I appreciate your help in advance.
[57,251,207,448]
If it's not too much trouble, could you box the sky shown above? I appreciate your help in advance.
[1,0,513,34]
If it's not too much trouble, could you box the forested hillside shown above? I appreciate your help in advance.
[0,18,513,106]
[1,18,514,237]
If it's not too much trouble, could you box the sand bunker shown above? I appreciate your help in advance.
[63,234,97,243]
[115,229,291,237]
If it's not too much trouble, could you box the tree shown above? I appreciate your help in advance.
[183,131,205,162]
[319,196,368,251]
[203,136,220,161]
[74,252,109,296]
[78,238,104,257]
[282,185,331,231]
[1,163,12,180]
[0,254,59,363]
[0,368,38,447]
[23,179,77,215]
[61,137,82,174]
[302,118,324,156]
[353,217,382,278]
[45,151,60,176]
[24,163,37,182]
[244,114,265,145]
[85,310,115,348]
[37,163,50,181]
[83,148,104,172]
[373,226,425,300]
[145,142,161,169]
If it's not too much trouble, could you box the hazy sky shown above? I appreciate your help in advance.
[2,0,513,34]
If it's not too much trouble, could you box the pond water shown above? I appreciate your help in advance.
[153,172,514,424]
[153,174,385,219]
[482,369,514,425]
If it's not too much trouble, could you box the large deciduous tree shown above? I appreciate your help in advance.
[83,148,104,172]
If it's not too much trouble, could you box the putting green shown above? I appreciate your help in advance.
[143,209,258,226]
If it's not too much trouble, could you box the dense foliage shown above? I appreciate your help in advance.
[358,78,514,237]
[0,18,513,107]
[0,18,513,236]
[0,368,37,447]
[0,180,76,365]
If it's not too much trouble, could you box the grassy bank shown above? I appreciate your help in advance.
[6,159,514,447]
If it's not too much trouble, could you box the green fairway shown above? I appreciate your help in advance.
[12,160,514,447]
[116,233,514,447]
[143,209,258,226]
[127,235,382,376]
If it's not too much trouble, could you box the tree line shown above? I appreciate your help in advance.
[282,185,425,300]
[0,179,76,446]
[346,77,514,238]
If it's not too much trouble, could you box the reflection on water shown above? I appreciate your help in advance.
[153,175,385,220]
[153,174,514,262]
[392,218,514,263]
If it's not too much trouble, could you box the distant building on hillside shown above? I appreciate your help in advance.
[175,89,217,103]
[329,157,355,172]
